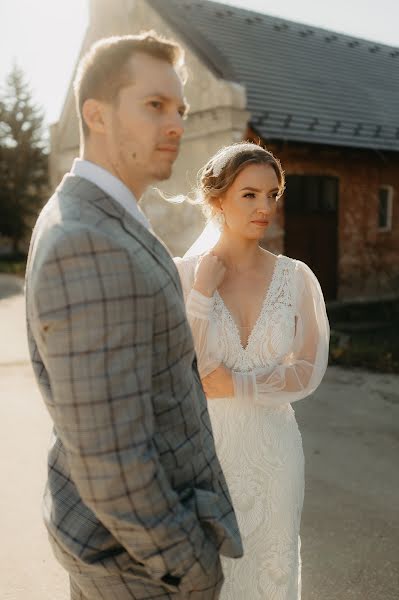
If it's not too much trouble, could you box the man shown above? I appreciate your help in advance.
[25,32,242,599]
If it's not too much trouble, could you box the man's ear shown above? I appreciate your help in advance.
[82,98,107,135]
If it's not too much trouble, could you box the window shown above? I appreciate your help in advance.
[378,186,393,232]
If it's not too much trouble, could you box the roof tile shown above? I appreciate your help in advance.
[149,0,399,151]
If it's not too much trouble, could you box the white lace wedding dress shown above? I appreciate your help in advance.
[174,254,330,600]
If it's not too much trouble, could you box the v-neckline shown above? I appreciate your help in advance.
[215,255,282,352]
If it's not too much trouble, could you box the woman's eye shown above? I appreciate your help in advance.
[267,192,280,201]
[149,100,162,110]
[244,192,256,198]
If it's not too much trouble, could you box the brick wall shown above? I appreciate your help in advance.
[252,134,399,301]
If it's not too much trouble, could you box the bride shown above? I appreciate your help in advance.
[174,142,330,600]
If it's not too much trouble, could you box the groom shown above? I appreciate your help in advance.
[25,32,242,599]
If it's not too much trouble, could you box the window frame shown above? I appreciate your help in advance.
[377,185,394,232]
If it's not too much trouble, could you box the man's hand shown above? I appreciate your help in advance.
[201,365,234,398]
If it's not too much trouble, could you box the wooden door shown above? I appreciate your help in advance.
[284,175,339,301]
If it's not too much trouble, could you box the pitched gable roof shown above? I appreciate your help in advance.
[149,0,399,151]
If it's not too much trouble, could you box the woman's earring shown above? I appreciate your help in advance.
[215,211,226,230]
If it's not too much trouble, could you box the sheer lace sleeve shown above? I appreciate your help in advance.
[174,256,222,378]
[233,260,330,408]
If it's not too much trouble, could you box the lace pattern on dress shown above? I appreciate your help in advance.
[212,256,297,372]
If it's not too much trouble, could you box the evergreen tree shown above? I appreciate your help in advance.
[0,64,48,253]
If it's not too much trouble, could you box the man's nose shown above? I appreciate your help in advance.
[165,112,185,138]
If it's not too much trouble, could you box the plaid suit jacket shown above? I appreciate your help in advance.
[25,175,242,595]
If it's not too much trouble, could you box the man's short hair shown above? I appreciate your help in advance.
[73,30,186,138]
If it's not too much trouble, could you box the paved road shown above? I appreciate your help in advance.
[0,277,68,600]
[297,368,399,599]
[1,276,398,599]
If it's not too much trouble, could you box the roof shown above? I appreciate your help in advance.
[148,0,399,152]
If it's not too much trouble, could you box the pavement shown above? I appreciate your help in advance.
[1,274,398,600]
[0,275,68,600]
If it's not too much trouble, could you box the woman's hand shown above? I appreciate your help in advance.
[193,252,226,298]
[201,365,234,398]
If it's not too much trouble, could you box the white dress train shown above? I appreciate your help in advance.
[174,254,330,600]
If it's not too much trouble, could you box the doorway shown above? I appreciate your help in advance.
[284,175,339,301]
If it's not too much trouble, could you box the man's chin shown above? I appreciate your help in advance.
[154,165,173,182]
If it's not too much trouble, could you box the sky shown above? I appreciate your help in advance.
[1,0,398,126]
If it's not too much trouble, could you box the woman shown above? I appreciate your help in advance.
[174,142,330,600]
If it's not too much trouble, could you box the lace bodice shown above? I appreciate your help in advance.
[212,256,297,372]
[174,253,330,409]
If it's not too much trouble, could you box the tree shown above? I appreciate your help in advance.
[0,64,48,253]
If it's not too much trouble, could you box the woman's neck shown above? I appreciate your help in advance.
[213,230,264,273]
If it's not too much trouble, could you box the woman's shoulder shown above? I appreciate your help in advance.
[173,253,201,277]
[278,254,324,295]
[271,253,298,280]
[173,253,201,268]
[276,253,296,269]
[173,254,202,295]
[280,255,325,306]
[278,254,316,278]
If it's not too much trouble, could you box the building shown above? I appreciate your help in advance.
[51,0,399,301]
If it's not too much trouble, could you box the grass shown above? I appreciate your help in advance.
[328,298,399,374]
[329,329,399,373]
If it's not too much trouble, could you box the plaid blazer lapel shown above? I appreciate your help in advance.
[58,174,182,295]
[94,195,182,295]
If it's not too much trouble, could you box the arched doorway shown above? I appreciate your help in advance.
[284,175,339,301]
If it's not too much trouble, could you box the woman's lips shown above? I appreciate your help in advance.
[252,220,269,226]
